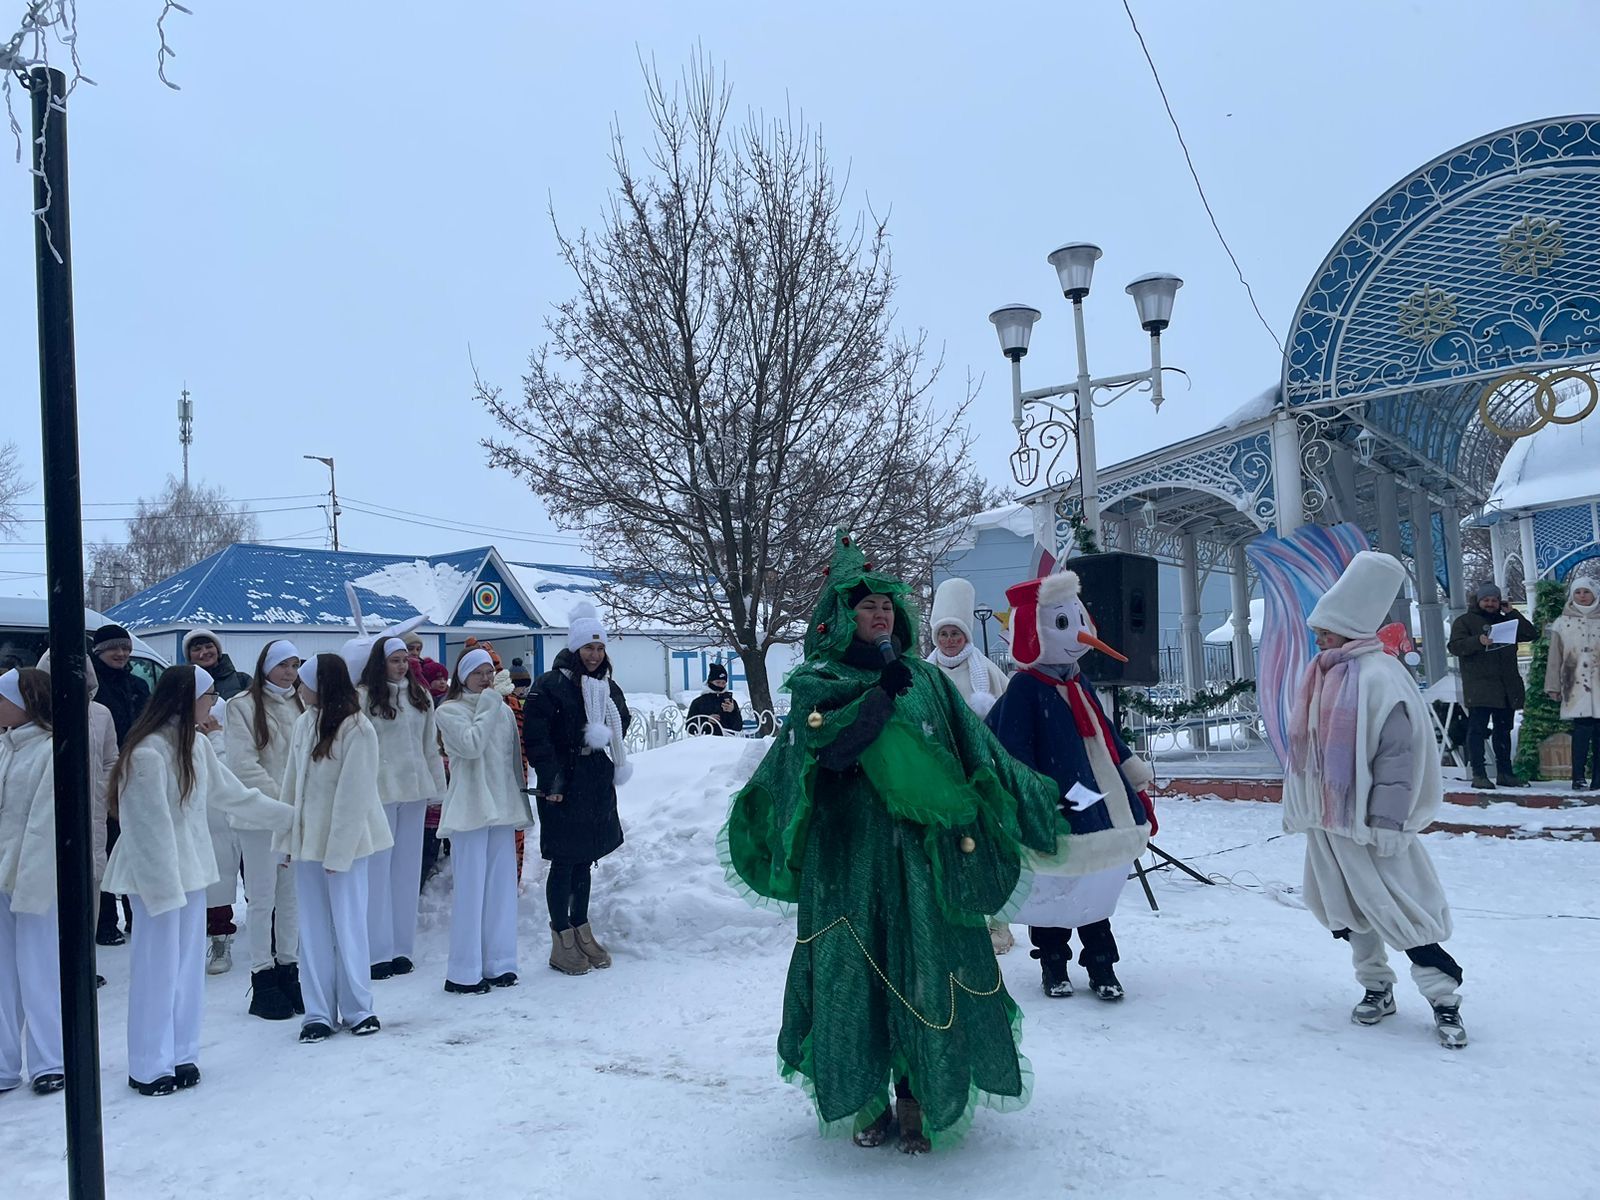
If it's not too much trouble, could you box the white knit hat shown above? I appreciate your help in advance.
[297,657,322,694]
[192,666,216,698]
[0,668,22,712]
[929,577,976,641]
[1307,550,1407,640]
[182,627,223,657]
[567,601,609,652]
[455,647,494,682]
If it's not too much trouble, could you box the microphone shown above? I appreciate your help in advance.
[874,634,898,664]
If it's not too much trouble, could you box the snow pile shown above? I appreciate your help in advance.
[1217,383,1280,429]
[592,736,786,956]
[351,559,472,622]
[502,562,608,626]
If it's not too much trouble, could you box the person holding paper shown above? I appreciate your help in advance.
[1446,581,1538,790]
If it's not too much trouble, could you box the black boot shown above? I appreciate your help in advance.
[248,968,294,1021]
[1079,919,1125,1001]
[1029,926,1075,998]
[276,962,304,1015]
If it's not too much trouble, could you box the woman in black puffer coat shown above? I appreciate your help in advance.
[522,603,631,976]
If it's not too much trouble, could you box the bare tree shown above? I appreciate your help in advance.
[0,441,27,541]
[479,54,997,714]
[85,476,258,606]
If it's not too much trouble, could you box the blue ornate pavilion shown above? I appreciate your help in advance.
[1022,115,1600,689]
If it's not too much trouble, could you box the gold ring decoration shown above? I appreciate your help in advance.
[1477,368,1599,439]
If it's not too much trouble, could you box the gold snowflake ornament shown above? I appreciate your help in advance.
[1498,216,1566,278]
[1396,284,1458,342]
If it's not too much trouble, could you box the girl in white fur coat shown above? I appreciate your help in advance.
[104,665,294,1096]
[926,577,1013,956]
[358,637,447,981]
[276,654,391,1043]
[223,640,306,1021]
[0,669,63,1095]
[435,647,532,995]
[1285,552,1466,1049]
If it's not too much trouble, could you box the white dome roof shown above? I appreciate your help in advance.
[1484,384,1600,512]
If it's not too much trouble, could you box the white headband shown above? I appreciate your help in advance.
[192,666,215,699]
[263,640,300,676]
[297,658,321,694]
[456,648,493,681]
[0,669,23,711]
[382,637,408,659]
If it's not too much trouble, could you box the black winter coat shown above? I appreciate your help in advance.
[686,689,743,735]
[522,649,630,864]
[93,658,149,744]
[208,654,253,701]
[1447,607,1538,710]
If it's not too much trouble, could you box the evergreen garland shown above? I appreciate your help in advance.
[1513,578,1568,781]
[1068,511,1100,555]
[1122,677,1257,723]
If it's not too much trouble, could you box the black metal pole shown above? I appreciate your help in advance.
[30,65,107,1200]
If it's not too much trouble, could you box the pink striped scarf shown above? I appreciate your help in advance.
[1288,639,1381,830]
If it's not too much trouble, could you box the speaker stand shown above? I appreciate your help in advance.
[1130,842,1215,913]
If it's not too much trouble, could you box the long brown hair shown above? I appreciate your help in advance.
[307,653,360,762]
[359,640,429,719]
[247,641,305,751]
[109,664,201,806]
[14,667,52,731]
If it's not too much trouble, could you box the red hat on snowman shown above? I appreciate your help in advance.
[1005,570,1129,668]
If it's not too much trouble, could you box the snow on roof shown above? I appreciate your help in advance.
[1216,385,1281,431]
[502,562,609,627]
[1484,386,1600,513]
[351,560,474,623]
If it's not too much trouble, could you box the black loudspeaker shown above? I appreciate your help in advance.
[1069,552,1161,689]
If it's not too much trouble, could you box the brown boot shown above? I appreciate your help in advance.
[851,1105,893,1148]
[572,922,612,969]
[549,926,591,976]
[896,1096,930,1155]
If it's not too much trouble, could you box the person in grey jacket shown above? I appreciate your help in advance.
[1446,582,1538,790]
[1544,574,1600,791]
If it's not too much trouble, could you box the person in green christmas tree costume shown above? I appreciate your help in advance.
[720,530,1069,1154]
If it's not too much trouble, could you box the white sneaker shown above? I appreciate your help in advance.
[1432,1003,1468,1049]
[206,935,233,976]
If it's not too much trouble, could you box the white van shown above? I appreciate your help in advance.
[0,598,170,691]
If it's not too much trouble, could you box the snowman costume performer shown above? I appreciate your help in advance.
[1285,551,1466,1048]
[984,569,1156,1001]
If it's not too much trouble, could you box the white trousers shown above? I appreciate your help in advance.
[127,891,205,1084]
[446,825,519,987]
[295,860,374,1029]
[204,808,243,910]
[238,828,298,971]
[367,800,427,966]
[0,892,62,1087]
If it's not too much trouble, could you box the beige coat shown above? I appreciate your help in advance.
[103,730,294,916]
[274,710,393,873]
[34,650,116,885]
[1545,582,1600,721]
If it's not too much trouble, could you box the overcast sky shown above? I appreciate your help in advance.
[3,0,1597,598]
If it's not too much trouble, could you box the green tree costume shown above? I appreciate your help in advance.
[720,531,1068,1148]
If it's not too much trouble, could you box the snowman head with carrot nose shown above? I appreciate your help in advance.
[1004,570,1128,669]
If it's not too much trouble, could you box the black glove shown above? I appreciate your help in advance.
[876,659,914,698]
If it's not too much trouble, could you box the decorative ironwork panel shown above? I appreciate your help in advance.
[1533,504,1600,574]
[1096,430,1277,529]
[1285,118,1600,410]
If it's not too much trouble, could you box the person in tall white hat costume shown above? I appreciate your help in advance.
[1284,550,1467,1048]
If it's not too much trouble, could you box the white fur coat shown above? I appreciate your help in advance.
[361,682,448,805]
[103,731,295,916]
[0,723,57,914]
[274,711,393,872]
[435,687,532,836]
[224,688,302,802]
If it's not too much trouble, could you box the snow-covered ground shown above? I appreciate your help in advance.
[4,739,1597,1199]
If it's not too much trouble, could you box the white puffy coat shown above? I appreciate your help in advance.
[103,730,294,917]
[274,711,392,873]
[360,682,447,805]
[0,723,56,914]
[435,687,532,837]
[224,687,302,802]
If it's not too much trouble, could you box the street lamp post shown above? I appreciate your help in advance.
[304,454,340,550]
[973,606,995,658]
[989,243,1183,538]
